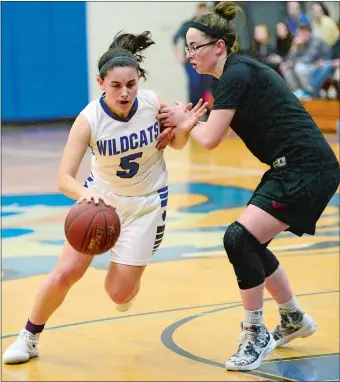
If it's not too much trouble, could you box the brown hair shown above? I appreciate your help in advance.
[194,2,245,54]
[98,31,155,80]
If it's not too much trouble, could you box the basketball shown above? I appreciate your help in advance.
[64,199,121,255]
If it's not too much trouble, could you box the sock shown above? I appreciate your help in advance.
[278,296,303,312]
[25,319,45,335]
[244,308,264,325]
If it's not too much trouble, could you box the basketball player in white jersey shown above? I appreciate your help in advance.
[3,31,207,364]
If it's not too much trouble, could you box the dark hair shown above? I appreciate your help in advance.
[311,2,330,17]
[298,23,312,32]
[193,2,244,55]
[275,22,293,58]
[98,31,155,80]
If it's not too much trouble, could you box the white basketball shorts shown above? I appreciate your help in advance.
[84,174,167,266]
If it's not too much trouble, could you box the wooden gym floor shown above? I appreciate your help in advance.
[1,125,339,381]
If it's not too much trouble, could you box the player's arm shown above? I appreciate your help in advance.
[159,64,250,150]
[188,109,234,149]
[156,96,191,150]
[158,104,231,150]
[57,114,93,201]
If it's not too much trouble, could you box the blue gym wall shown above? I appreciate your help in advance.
[1,1,89,122]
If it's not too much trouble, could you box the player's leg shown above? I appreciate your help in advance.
[223,206,286,371]
[224,204,318,371]
[104,263,146,312]
[3,241,93,364]
[104,187,167,312]
[251,166,340,349]
[237,205,317,347]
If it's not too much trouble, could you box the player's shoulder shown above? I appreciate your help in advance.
[80,97,102,127]
[137,89,160,110]
[224,54,257,73]
[81,98,100,114]
[219,53,259,84]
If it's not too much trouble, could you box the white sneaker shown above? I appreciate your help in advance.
[115,297,136,312]
[272,310,317,347]
[3,329,40,364]
[225,323,276,371]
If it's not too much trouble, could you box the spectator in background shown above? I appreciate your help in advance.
[274,22,294,60]
[172,2,212,106]
[252,24,274,61]
[310,2,339,47]
[252,24,281,74]
[266,22,294,70]
[286,1,311,36]
[280,23,331,99]
[310,35,340,98]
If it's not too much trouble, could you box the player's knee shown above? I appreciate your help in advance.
[261,248,280,278]
[223,222,265,289]
[105,283,136,305]
[223,222,259,263]
[50,268,84,290]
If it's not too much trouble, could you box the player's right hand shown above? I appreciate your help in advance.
[158,99,208,133]
[77,190,113,207]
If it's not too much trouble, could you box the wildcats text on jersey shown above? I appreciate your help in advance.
[96,122,160,156]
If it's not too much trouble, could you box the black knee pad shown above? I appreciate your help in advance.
[223,221,265,290]
[261,244,280,278]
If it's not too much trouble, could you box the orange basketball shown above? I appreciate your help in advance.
[64,199,120,255]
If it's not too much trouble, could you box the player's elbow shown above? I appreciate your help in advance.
[57,172,72,194]
[201,137,220,150]
[57,173,67,193]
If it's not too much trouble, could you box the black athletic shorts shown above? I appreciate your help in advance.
[248,164,340,236]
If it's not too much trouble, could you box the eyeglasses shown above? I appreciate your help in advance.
[184,40,218,56]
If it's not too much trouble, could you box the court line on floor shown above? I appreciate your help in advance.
[160,290,340,382]
[2,290,338,341]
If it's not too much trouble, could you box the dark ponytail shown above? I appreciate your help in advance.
[98,31,155,80]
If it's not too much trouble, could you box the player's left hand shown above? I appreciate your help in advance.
[156,126,176,150]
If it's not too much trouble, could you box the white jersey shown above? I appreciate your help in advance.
[81,89,167,197]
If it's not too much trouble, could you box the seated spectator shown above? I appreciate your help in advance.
[280,23,331,99]
[310,37,340,98]
[310,2,339,47]
[252,24,274,60]
[267,21,294,65]
[286,1,311,36]
[252,24,283,74]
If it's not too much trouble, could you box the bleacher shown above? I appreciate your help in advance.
[302,99,339,134]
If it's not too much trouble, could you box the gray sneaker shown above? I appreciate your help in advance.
[225,322,276,371]
[272,310,317,347]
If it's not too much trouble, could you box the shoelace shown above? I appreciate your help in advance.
[17,331,39,350]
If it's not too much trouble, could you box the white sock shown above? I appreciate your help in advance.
[278,296,302,312]
[244,307,264,325]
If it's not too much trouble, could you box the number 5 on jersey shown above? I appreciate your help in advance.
[116,152,143,178]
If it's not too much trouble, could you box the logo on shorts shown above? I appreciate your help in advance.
[272,201,285,212]
[162,210,166,221]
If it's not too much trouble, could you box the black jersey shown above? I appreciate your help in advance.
[213,53,338,169]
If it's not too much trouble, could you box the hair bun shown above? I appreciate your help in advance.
[214,2,238,21]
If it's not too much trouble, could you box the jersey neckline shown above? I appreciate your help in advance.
[99,94,139,122]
